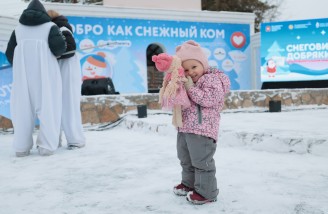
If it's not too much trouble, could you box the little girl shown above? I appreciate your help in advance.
[173,40,231,205]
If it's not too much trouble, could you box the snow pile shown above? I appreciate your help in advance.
[89,108,328,156]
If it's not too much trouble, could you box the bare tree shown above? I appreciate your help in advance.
[202,0,282,32]
[23,0,103,4]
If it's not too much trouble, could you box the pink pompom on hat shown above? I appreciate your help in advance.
[175,40,209,70]
[152,53,173,72]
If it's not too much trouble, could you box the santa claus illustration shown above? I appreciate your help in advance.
[266,58,276,78]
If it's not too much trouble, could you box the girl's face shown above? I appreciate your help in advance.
[182,59,204,83]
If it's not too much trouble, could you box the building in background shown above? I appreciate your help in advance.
[103,0,201,10]
[0,0,256,94]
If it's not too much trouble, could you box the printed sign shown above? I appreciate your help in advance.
[0,65,12,119]
[0,39,11,119]
[0,17,252,118]
[68,16,251,91]
[261,18,328,82]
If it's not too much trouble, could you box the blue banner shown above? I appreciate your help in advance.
[0,65,12,119]
[261,18,328,82]
[0,40,11,119]
[68,16,251,91]
[0,17,252,118]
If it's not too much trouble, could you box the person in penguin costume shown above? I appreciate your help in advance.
[5,0,66,157]
[47,9,86,150]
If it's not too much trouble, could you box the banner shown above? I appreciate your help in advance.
[0,17,252,118]
[261,18,328,82]
[0,39,11,119]
[0,65,12,119]
[68,16,251,91]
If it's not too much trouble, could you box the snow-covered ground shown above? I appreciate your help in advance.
[0,107,328,214]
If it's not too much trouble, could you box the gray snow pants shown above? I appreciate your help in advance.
[177,132,219,199]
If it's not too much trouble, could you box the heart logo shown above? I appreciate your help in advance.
[230,32,246,49]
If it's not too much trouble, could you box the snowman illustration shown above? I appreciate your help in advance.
[266,58,276,78]
[82,52,111,80]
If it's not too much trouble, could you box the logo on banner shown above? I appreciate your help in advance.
[230,32,246,49]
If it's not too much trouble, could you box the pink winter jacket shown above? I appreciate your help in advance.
[178,67,230,141]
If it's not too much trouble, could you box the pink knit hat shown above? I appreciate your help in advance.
[152,53,173,72]
[176,40,209,70]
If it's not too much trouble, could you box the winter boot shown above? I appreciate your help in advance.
[67,144,85,150]
[173,183,193,196]
[15,151,30,157]
[186,191,217,205]
[38,147,54,156]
